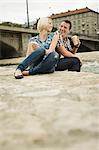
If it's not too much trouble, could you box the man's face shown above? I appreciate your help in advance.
[59,21,70,38]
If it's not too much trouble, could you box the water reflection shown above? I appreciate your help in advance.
[2,61,99,75]
[82,61,99,74]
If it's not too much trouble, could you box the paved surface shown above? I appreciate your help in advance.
[0,52,99,150]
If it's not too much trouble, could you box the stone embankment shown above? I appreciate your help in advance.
[0,52,99,150]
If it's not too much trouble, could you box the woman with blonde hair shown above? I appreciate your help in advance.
[14,17,59,79]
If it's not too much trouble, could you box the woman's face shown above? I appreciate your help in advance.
[47,19,53,32]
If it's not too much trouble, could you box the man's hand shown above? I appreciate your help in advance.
[72,35,81,48]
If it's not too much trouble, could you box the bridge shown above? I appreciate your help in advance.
[0,25,37,59]
[74,35,99,53]
[0,25,99,59]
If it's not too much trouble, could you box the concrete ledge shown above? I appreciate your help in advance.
[0,51,99,66]
[0,25,37,34]
[0,57,25,66]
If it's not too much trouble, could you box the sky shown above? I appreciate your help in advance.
[0,0,99,24]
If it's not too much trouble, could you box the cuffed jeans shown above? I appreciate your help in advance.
[17,47,59,75]
[55,57,81,72]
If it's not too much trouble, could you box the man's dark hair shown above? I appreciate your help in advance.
[63,20,72,30]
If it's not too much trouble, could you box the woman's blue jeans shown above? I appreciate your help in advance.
[17,47,59,75]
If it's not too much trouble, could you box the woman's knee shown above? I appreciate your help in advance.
[31,47,46,57]
[50,51,59,61]
[36,47,45,53]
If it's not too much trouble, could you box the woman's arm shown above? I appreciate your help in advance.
[46,32,59,54]
[26,42,39,57]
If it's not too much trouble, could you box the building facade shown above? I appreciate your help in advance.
[50,7,99,37]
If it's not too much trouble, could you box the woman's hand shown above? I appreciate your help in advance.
[45,31,60,55]
[32,42,40,50]
[45,49,52,55]
[54,30,60,40]
[26,42,40,57]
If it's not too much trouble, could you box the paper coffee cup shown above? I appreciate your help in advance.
[71,35,78,45]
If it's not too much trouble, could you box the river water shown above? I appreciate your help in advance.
[4,60,99,74]
[81,61,99,74]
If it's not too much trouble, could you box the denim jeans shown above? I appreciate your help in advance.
[17,47,59,75]
[29,51,59,75]
[55,57,81,72]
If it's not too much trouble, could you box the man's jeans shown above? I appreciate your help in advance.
[17,47,59,75]
[55,57,81,72]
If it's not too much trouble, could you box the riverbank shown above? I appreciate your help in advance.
[0,52,99,150]
[0,51,99,66]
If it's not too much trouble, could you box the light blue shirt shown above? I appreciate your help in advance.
[29,33,54,50]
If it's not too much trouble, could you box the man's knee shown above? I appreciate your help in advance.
[73,57,81,72]
[72,57,81,65]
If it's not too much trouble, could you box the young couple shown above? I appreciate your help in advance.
[14,17,81,79]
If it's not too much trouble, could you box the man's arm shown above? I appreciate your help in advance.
[57,45,82,65]
[57,45,76,57]
[71,45,79,54]
[71,36,81,54]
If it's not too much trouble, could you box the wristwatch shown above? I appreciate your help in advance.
[74,44,79,48]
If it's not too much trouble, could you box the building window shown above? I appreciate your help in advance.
[87,30,89,35]
[82,30,85,34]
[82,24,85,28]
[73,26,76,31]
[87,24,89,29]
[73,15,76,19]
[73,20,76,25]
[78,26,80,30]
[78,20,80,24]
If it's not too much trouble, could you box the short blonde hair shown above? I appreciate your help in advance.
[37,17,52,33]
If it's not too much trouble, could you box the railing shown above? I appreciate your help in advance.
[70,33,99,39]
[0,25,37,34]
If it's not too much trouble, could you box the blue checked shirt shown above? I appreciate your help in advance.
[29,33,54,50]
